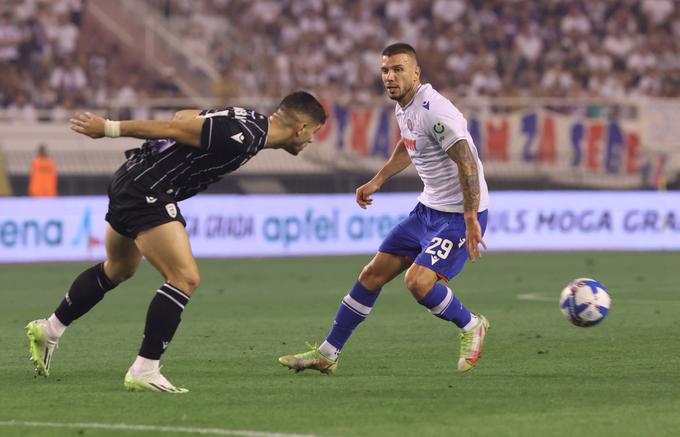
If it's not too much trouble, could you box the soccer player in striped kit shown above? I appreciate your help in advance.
[280,43,490,374]
[26,92,326,393]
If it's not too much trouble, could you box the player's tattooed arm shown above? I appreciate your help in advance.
[447,139,487,261]
[447,139,480,214]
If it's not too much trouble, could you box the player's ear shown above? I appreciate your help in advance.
[414,65,421,81]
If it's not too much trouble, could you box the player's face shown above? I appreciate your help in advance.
[381,54,420,102]
[286,123,322,155]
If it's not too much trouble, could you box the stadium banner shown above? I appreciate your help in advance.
[320,104,668,188]
[0,192,678,262]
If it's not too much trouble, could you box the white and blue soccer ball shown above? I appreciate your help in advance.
[559,278,611,327]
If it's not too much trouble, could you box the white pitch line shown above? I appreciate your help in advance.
[516,293,553,302]
[516,293,680,305]
[0,421,325,437]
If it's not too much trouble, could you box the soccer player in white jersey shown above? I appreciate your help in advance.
[280,43,490,374]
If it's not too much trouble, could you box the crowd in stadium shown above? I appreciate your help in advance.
[1,0,679,121]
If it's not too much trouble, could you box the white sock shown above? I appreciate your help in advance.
[130,355,160,374]
[319,341,340,361]
[461,313,479,332]
[46,314,67,340]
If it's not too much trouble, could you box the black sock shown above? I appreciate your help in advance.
[139,283,191,360]
[54,263,117,326]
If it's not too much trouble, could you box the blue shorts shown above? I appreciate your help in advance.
[378,203,488,282]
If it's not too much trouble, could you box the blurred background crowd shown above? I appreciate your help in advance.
[1,0,679,123]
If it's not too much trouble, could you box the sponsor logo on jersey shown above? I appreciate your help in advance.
[422,100,430,110]
[232,107,249,121]
[146,196,157,204]
[165,203,178,218]
[458,237,466,248]
[433,122,445,134]
[403,137,417,151]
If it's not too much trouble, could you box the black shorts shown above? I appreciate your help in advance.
[105,167,186,239]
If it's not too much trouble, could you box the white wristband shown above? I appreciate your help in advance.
[104,119,121,138]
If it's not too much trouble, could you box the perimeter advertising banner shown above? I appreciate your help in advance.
[0,192,678,262]
[316,104,671,188]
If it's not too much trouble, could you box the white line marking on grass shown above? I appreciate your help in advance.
[0,421,324,437]
[516,293,553,302]
[517,293,680,305]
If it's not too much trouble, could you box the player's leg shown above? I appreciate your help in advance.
[405,264,489,373]
[123,221,199,393]
[279,251,410,374]
[313,208,427,363]
[279,207,430,373]
[27,225,141,377]
[406,210,490,372]
[279,205,428,374]
[405,264,479,329]
[319,251,410,359]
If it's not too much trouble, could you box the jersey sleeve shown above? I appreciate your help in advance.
[422,98,470,152]
[199,114,247,155]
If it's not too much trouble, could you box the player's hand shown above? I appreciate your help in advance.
[464,214,487,262]
[70,112,106,139]
[355,179,382,209]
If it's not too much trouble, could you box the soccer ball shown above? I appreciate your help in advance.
[559,278,611,327]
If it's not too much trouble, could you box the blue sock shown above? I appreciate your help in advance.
[324,281,381,352]
[418,283,471,328]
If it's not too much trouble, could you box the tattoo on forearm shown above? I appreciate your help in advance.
[449,140,480,214]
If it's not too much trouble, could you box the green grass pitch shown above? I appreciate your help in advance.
[1,252,679,436]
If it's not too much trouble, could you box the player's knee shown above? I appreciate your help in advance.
[188,273,201,291]
[171,271,201,295]
[358,262,387,289]
[112,268,136,284]
[104,260,137,284]
[404,270,434,297]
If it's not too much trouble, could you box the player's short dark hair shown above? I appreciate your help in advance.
[277,91,327,126]
[382,43,418,63]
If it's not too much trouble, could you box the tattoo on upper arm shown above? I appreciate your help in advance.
[448,140,480,213]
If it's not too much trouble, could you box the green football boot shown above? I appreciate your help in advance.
[458,314,490,372]
[26,319,58,377]
[278,344,337,375]
[124,367,189,394]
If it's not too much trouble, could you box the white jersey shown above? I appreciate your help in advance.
[395,83,489,213]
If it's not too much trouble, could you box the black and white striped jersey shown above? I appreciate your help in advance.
[119,107,269,201]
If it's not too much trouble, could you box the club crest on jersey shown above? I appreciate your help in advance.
[433,123,445,134]
[165,203,178,218]
[406,118,413,131]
